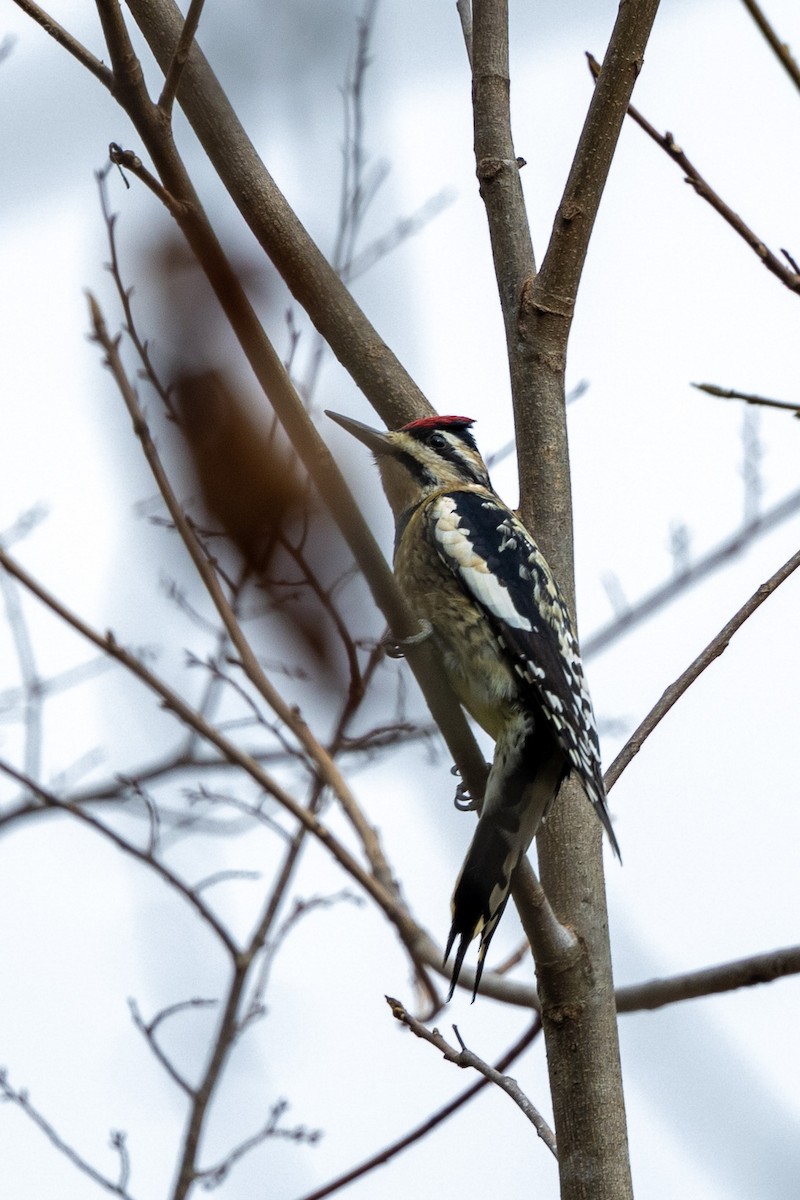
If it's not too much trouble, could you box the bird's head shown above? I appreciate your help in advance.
[326,411,492,519]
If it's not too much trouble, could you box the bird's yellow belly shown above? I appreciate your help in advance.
[395,545,516,740]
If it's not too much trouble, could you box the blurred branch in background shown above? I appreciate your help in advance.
[300,0,454,401]
[584,484,800,658]
[0,1068,136,1200]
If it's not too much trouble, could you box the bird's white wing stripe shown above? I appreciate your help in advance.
[432,498,533,632]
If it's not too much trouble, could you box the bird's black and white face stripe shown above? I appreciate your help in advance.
[387,416,492,492]
[324,410,494,523]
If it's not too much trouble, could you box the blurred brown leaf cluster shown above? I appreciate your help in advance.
[151,235,358,686]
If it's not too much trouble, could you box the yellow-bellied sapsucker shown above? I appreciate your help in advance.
[328,411,620,998]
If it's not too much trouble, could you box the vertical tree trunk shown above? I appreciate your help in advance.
[472,0,662,1194]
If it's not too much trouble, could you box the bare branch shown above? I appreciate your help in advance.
[617,944,800,1012]
[0,1068,138,1199]
[296,1015,541,1200]
[341,188,455,284]
[0,568,42,779]
[605,544,800,790]
[125,0,432,429]
[511,859,581,973]
[0,757,237,954]
[692,381,800,416]
[470,0,535,348]
[0,548,427,949]
[739,0,800,92]
[10,0,113,87]
[197,1099,322,1189]
[158,0,206,113]
[243,891,364,1027]
[584,485,800,658]
[386,997,558,1157]
[128,997,214,1095]
[0,505,49,548]
[587,52,800,295]
[97,170,178,418]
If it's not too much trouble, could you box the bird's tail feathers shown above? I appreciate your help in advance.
[444,817,518,1002]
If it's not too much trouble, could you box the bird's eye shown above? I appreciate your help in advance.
[428,432,447,450]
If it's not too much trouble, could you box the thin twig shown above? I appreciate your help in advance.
[159,0,206,113]
[739,0,800,92]
[196,1100,321,1189]
[584,484,800,658]
[97,170,178,418]
[342,189,455,283]
[295,1014,541,1200]
[0,1070,138,1200]
[128,997,216,1095]
[0,757,237,953]
[692,381,800,416]
[243,892,363,1030]
[87,293,383,849]
[0,569,42,779]
[586,52,800,295]
[95,0,142,90]
[107,145,188,218]
[0,546,426,948]
[605,544,800,789]
[386,997,557,1157]
[10,0,113,86]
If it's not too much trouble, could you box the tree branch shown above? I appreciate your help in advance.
[386,997,557,1157]
[10,0,113,87]
[470,0,536,361]
[0,1069,137,1200]
[584,485,800,658]
[616,944,800,1012]
[295,1014,541,1200]
[605,543,800,790]
[0,547,428,954]
[739,0,800,93]
[158,0,205,113]
[124,0,432,430]
[692,381,800,416]
[586,52,800,295]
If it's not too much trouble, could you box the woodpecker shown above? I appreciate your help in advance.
[327,410,620,999]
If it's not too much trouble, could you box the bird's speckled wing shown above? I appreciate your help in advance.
[428,490,619,856]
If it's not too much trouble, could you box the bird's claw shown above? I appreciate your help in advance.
[383,618,433,660]
[453,779,480,812]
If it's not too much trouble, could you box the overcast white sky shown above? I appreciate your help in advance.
[2,2,800,1198]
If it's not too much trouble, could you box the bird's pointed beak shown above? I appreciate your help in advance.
[326,410,393,456]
